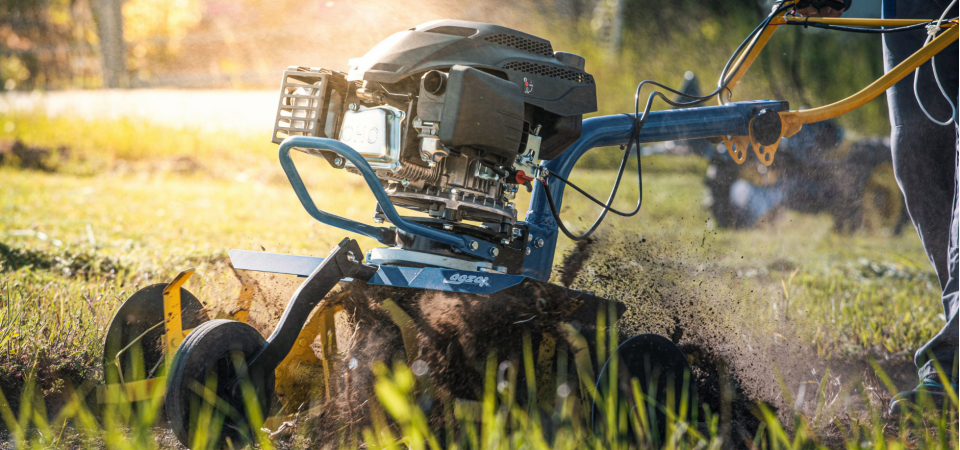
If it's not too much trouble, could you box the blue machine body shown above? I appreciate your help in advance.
[230,100,787,294]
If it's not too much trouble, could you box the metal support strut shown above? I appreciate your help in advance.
[245,238,377,376]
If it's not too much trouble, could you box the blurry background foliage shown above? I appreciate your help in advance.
[0,0,888,133]
[122,0,205,78]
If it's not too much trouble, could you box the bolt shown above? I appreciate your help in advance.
[348,103,359,111]
[534,238,545,248]
[450,188,460,195]
[500,238,509,244]
[333,156,344,166]
[443,223,453,230]
[469,240,479,251]
[374,217,384,224]
[525,247,532,255]
[390,162,402,173]
[421,152,430,160]
[489,247,499,257]
[401,179,410,187]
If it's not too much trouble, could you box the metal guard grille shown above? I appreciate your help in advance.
[502,61,595,84]
[273,68,334,144]
[483,33,554,56]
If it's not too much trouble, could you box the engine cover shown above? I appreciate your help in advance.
[348,20,597,120]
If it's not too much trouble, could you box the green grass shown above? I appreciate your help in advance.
[0,111,274,176]
[0,112,955,447]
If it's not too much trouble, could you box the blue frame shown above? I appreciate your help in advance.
[523,100,786,279]
[230,249,526,295]
[248,99,787,292]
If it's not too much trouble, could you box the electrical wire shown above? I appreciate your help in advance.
[913,0,958,126]
[786,3,957,125]
[541,117,642,240]
[542,1,797,241]
[782,18,956,33]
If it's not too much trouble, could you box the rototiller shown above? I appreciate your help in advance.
[98,2,958,447]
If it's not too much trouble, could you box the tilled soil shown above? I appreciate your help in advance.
[232,232,781,444]
[287,278,621,442]
[53,227,921,448]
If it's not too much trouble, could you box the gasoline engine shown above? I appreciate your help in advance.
[272,20,596,270]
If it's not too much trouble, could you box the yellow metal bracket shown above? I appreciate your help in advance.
[163,269,195,365]
[721,135,751,164]
[228,267,258,323]
[381,298,420,365]
[273,300,338,407]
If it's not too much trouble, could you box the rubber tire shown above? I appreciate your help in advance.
[165,319,275,449]
[102,284,207,385]
[594,334,697,445]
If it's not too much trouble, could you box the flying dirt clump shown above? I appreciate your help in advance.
[560,228,836,428]
[558,236,595,288]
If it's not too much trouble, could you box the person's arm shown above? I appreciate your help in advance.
[795,0,852,17]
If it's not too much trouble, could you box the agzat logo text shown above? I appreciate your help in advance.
[443,273,490,287]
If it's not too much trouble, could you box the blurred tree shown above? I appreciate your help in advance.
[92,0,126,87]
[0,0,100,89]
[592,0,624,55]
[122,0,203,83]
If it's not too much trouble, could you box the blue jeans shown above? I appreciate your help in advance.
[882,0,959,382]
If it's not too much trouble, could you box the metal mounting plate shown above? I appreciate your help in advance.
[367,247,504,273]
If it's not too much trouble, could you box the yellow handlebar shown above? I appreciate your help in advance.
[781,25,957,137]
[721,11,958,165]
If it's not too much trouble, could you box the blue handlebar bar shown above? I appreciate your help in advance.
[278,136,500,261]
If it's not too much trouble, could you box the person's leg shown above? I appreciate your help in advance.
[882,0,959,412]
[914,128,959,381]
[891,125,959,413]
[888,125,954,284]
[883,0,958,285]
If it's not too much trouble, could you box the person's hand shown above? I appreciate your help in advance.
[795,0,848,17]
